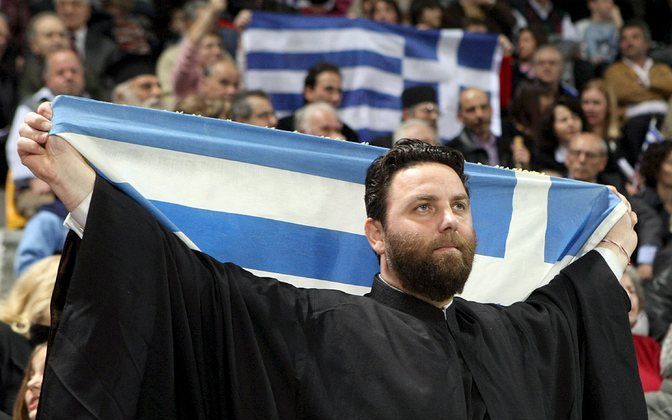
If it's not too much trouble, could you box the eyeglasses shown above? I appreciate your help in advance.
[415,104,440,115]
[568,149,605,160]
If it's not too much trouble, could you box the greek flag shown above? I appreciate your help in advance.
[50,96,625,305]
[241,12,502,142]
[642,117,664,152]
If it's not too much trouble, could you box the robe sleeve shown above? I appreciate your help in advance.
[38,177,306,420]
[510,251,648,419]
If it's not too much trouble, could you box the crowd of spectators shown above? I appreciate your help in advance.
[2,0,672,418]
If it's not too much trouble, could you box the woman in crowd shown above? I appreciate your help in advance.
[580,79,635,182]
[370,0,401,24]
[0,256,58,417]
[535,96,587,174]
[622,267,663,392]
[11,344,47,420]
[511,27,545,91]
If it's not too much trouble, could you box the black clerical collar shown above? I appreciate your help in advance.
[367,275,449,324]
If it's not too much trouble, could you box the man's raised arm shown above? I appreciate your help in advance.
[18,102,95,212]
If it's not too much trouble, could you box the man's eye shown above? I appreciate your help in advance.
[453,202,466,211]
[416,204,430,212]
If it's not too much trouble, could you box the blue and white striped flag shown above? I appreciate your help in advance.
[241,12,502,142]
[642,117,664,152]
[50,96,625,305]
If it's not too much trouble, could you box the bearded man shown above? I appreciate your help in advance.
[18,104,646,419]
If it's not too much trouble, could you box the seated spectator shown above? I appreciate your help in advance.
[55,0,119,100]
[392,119,437,146]
[634,141,672,274]
[443,0,517,39]
[508,78,553,138]
[295,102,346,140]
[646,326,672,419]
[157,1,211,110]
[408,0,442,30]
[6,48,87,219]
[512,0,578,43]
[175,94,228,119]
[580,79,635,182]
[17,13,69,102]
[535,96,586,173]
[575,0,621,71]
[100,0,158,57]
[370,0,401,24]
[563,132,626,189]
[198,58,240,103]
[13,199,68,278]
[0,12,18,170]
[512,27,545,91]
[229,90,278,128]
[604,20,672,166]
[621,268,663,392]
[172,0,229,102]
[277,62,359,142]
[371,85,438,148]
[110,56,164,109]
[448,87,528,168]
[0,256,59,418]
[11,343,47,420]
[531,44,578,98]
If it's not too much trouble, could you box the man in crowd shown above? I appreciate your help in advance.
[199,58,240,103]
[277,62,358,142]
[294,101,346,140]
[110,56,164,109]
[605,20,672,165]
[7,48,85,219]
[229,90,278,128]
[392,119,438,146]
[55,0,118,99]
[18,12,69,100]
[371,85,439,148]
[532,44,578,98]
[447,87,528,168]
[17,101,646,418]
[564,132,612,185]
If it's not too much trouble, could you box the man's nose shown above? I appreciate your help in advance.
[439,207,458,232]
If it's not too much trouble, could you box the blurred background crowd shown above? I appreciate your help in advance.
[1,0,672,418]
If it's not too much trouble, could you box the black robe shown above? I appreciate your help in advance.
[38,177,647,419]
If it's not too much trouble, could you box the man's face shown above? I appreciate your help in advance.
[243,96,278,128]
[55,0,91,32]
[303,108,345,140]
[45,50,85,96]
[458,89,492,138]
[565,134,608,182]
[381,163,476,302]
[396,124,438,146]
[30,16,68,56]
[533,48,563,86]
[201,61,240,101]
[304,71,343,108]
[620,26,649,61]
[130,74,163,108]
[405,101,439,128]
[196,33,223,66]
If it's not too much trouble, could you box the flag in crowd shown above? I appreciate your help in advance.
[50,96,625,305]
[643,117,665,152]
[241,12,502,142]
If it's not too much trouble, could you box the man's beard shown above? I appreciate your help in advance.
[384,229,476,303]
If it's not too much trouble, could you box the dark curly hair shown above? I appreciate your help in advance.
[639,140,672,188]
[365,139,468,226]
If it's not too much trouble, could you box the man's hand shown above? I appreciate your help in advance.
[18,102,95,212]
[598,186,638,269]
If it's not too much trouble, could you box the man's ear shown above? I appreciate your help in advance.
[365,217,385,256]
